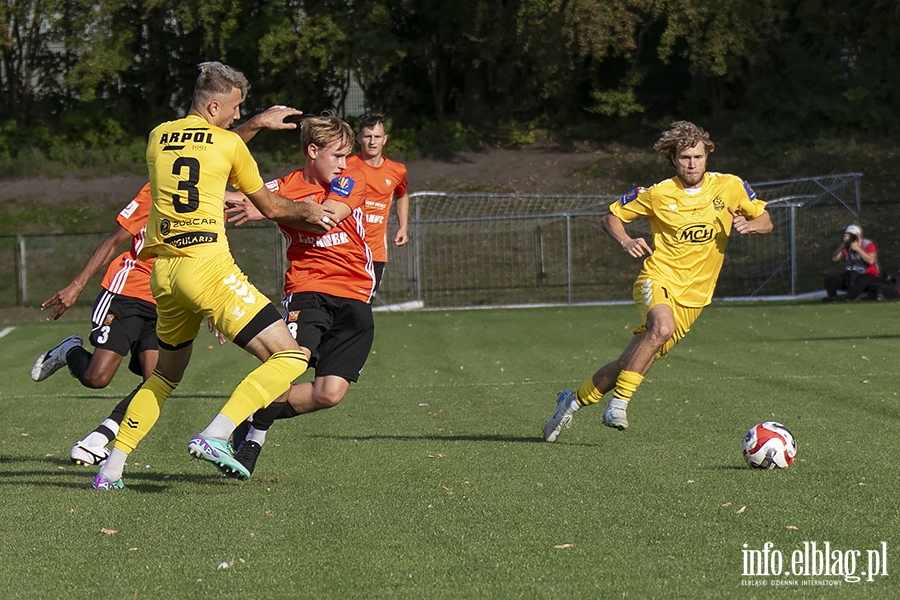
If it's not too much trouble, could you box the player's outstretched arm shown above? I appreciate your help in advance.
[244,188,337,232]
[393,192,410,246]
[729,208,773,235]
[232,105,303,144]
[41,225,133,321]
[601,213,652,258]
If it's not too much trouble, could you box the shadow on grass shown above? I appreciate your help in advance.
[703,465,750,471]
[0,455,239,491]
[308,433,601,447]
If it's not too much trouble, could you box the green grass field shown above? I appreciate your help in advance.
[1,302,899,599]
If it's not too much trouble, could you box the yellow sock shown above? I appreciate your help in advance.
[612,370,644,403]
[219,350,308,425]
[575,379,603,407]
[114,370,178,453]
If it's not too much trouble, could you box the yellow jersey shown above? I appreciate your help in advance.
[141,114,265,259]
[609,171,767,307]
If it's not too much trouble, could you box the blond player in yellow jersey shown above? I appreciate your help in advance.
[543,121,773,442]
[93,61,338,489]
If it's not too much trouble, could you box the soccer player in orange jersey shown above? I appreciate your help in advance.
[543,121,773,442]
[346,113,409,292]
[224,113,375,475]
[31,184,158,466]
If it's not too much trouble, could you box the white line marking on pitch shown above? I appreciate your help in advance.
[0,327,14,339]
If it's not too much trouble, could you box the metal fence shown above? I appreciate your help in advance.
[0,173,862,310]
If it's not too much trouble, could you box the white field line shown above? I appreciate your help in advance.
[0,327,15,339]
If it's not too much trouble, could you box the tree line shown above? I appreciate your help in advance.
[0,0,897,153]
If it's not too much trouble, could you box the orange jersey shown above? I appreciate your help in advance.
[99,183,156,304]
[346,155,408,262]
[266,167,375,302]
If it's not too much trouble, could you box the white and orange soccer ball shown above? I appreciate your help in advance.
[742,421,797,469]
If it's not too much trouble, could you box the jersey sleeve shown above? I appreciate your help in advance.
[115,183,152,236]
[394,163,408,197]
[608,186,652,222]
[227,135,265,196]
[734,179,767,219]
[327,168,366,211]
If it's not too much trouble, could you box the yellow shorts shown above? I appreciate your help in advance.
[632,272,703,360]
[150,254,274,347]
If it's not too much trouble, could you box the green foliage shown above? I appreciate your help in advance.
[0,0,897,147]
[386,120,483,159]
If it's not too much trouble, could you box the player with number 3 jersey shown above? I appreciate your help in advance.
[92,61,334,490]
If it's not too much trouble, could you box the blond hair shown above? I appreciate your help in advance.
[653,121,715,161]
[192,61,250,106]
[300,112,354,155]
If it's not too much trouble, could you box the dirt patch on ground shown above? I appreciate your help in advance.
[405,147,607,193]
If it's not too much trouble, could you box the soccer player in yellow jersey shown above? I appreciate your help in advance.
[543,121,773,442]
[93,61,337,489]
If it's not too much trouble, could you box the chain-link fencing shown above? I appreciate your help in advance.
[1,173,862,310]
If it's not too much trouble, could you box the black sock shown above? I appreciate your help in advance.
[277,402,299,420]
[250,401,284,432]
[66,346,92,382]
[109,385,140,425]
[94,424,117,445]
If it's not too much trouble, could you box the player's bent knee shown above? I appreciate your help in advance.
[646,321,675,342]
[80,371,115,389]
[313,391,345,409]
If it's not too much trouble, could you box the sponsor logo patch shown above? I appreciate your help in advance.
[164,232,218,248]
[330,176,355,198]
[675,223,717,244]
[621,187,641,205]
[120,200,139,219]
[743,181,757,200]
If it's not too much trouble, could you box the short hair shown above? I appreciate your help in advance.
[358,113,387,133]
[192,61,250,106]
[300,111,354,155]
[653,121,715,160]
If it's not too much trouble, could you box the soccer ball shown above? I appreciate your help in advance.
[742,421,796,469]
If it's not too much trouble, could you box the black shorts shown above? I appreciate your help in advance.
[373,262,386,293]
[89,289,158,357]
[281,292,374,382]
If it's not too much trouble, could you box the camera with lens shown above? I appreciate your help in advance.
[846,232,858,246]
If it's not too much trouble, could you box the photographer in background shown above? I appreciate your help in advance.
[823,224,880,301]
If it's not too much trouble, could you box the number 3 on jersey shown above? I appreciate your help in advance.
[172,157,200,213]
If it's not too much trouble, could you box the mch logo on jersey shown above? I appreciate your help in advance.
[287,310,300,322]
[676,223,717,244]
[713,196,725,211]
[330,175,356,198]
[103,313,115,326]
